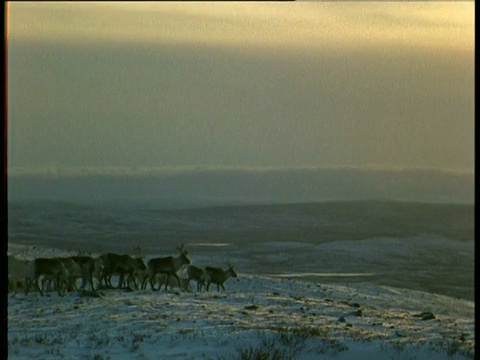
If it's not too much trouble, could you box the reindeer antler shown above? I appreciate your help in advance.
[176,244,187,253]
[133,246,141,257]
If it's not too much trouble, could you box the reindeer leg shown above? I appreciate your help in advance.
[173,274,180,291]
[117,273,122,288]
[128,272,137,290]
[150,275,157,291]
[89,274,96,292]
[57,274,66,296]
[25,277,34,295]
[37,277,45,296]
[164,275,170,292]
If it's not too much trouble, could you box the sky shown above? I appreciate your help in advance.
[6,2,475,175]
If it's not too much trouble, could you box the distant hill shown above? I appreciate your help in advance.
[7,166,473,206]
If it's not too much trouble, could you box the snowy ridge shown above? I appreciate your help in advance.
[8,245,474,359]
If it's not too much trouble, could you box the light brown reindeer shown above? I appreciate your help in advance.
[143,245,191,291]
[205,263,238,292]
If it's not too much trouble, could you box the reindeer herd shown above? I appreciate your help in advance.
[7,245,238,296]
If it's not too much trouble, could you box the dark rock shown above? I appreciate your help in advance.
[413,312,436,321]
[353,309,363,317]
[422,312,436,321]
[338,316,346,323]
[81,290,104,298]
[244,305,259,311]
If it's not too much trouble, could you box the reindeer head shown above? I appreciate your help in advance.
[226,262,238,278]
[133,246,141,257]
[176,244,188,256]
[176,244,191,265]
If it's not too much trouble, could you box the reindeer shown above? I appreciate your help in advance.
[55,257,84,292]
[42,256,99,293]
[99,253,146,289]
[25,258,68,296]
[205,263,238,292]
[186,265,207,292]
[76,256,105,290]
[144,245,191,291]
[69,255,102,291]
[8,255,34,294]
[155,273,190,291]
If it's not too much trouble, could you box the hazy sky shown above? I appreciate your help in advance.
[7,2,475,174]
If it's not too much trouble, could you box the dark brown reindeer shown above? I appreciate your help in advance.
[205,263,238,292]
[69,255,102,291]
[25,258,68,296]
[143,245,191,291]
[8,256,34,294]
[99,253,146,289]
[155,273,191,291]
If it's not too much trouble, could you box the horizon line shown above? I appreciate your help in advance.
[7,164,474,178]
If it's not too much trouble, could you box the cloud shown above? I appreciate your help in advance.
[7,36,474,171]
[8,2,474,51]
[7,3,474,174]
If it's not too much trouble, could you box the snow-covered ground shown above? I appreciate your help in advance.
[8,245,474,359]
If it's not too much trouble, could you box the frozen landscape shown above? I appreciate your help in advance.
[7,199,475,359]
[7,1,475,358]
[7,260,475,360]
